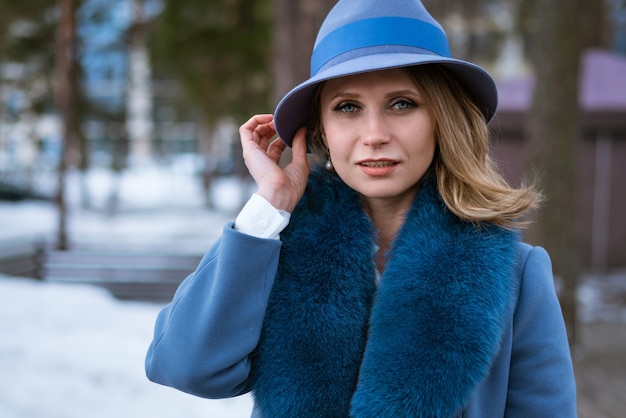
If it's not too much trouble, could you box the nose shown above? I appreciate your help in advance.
[361,111,391,147]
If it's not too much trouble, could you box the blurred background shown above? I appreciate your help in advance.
[0,0,624,417]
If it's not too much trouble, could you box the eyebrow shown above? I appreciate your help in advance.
[385,89,421,98]
[328,89,421,101]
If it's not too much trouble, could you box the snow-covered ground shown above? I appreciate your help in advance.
[0,275,254,418]
[0,165,255,417]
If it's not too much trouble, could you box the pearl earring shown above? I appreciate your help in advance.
[325,159,333,171]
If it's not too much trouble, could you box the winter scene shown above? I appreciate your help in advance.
[0,168,255,418]
[2,0,626,417]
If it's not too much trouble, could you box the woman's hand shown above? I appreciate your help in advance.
[239,114,310,213]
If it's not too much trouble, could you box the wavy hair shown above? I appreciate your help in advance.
[306,65,541,228]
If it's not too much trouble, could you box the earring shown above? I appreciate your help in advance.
[325,159,333,171]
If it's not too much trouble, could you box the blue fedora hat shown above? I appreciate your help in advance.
[274,0,498,146]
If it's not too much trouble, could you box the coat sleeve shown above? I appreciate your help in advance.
[506,245,578,417]
[145,222,282,399]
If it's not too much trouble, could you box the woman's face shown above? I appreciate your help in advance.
[320,68,436,206]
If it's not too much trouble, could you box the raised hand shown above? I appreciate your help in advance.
[239,114,310,213]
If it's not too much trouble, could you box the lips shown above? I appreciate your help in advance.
[359,161,396,167]
[358,159,398,167]
[357,159,399,176]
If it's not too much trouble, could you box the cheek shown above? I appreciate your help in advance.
[320,122,346,157]
[414,122,436,153]
[326,137,348,161]
[408,131,437,168]
[319,110,333,149]
[422,140,437,163]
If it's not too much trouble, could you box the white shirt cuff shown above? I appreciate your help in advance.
[234,193,291,240]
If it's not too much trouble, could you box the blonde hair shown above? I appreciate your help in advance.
[307,65,541,229]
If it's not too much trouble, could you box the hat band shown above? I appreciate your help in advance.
[310,16,451,76]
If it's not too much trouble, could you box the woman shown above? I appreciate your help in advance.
[145,0,577,416]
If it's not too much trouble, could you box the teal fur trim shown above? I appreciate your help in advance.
[251,168,517,417]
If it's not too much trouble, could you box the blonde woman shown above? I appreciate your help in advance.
[146,1,577,416]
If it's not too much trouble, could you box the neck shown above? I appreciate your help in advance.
[363,197,413,272]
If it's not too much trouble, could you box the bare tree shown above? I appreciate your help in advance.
[523,0,604,348]
[272,0,335,103]
[271,0,334,168]
[126,0,154,164]
[54,0,80,250]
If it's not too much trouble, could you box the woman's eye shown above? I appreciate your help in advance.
[336,102,358,113]
[391,99,416,110]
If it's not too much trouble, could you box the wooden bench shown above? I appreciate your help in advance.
[41,250,203,303]
[0,240,44,278]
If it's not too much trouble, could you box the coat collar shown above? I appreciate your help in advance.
[251,168,518,417]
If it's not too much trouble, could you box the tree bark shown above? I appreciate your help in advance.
[272,0,335,104]
[271,0,334,165]
[54,0,79,250]
[523,0,599,348]
[126,0,154,164]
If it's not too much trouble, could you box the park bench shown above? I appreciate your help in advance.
[40,249,202,303]
[0,239,44,278]
[0,241,202,303]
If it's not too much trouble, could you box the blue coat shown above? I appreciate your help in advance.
[146,170,577,417]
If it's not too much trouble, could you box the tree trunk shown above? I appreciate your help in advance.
[523,0,598,349]
[55,0,79,250]
[272,0,335,104]
[126,0,154,164]
[272,0,334,166]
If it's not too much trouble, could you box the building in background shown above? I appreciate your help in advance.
[493,49,626,271]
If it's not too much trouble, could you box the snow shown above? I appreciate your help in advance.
[0,165,255,417]
[0,276,254,418]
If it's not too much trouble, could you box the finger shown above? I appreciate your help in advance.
[239,114,274,143]
[266,138,287,162]
[291,127,309,164]
[253,120,277,150]
[240,114,273,132]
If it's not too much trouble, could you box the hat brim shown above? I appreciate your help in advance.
[273,53,498,147]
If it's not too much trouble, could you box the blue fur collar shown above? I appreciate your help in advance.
[251,168,518,417]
